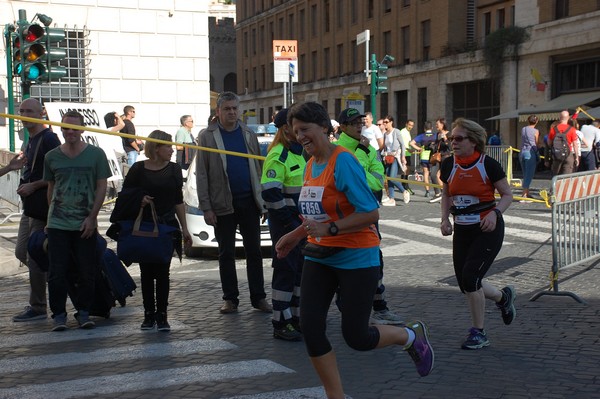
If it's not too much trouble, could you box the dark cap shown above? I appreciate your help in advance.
[274,108,289,128]
[338,108,365,125]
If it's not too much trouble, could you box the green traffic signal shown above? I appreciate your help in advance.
[11,20,67,83]
[376,63,388,92]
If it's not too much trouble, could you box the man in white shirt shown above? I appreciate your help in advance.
[361,112,384,159]
[579,120,600,171]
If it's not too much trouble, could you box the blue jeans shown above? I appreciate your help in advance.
[214,197,266,306]
[385,159,405,198]
[127,150,138,166]
[47,228,98,317]
[519,149,538,189]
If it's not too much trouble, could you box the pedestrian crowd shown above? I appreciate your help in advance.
[13,94,600,399]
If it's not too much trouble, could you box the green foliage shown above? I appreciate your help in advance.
[483,26,530,79]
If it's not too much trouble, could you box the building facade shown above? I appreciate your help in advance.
[236,0,600,146]
[0,0,211,151]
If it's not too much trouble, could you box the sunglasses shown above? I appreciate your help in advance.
[449,136,468,142]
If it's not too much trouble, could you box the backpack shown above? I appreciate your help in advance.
[551,126,572,162]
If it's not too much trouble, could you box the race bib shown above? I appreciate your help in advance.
[452,195,481,225]
[298,186,330,222]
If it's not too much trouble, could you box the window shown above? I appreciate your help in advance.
[324,48,330,78]
[483,12,491,36]
[452,80,500,134]
[337,0,343,29]
[289,14,294,38]
[368,0,374,18]
[351,40,358,73]
[251,28,256,55]
[311,50,318,81]
[556,0,569,19]
[383,31,392,56]
[337,44,344,76]
[31,27,91,103]
[299,9,305,40]
[385,0,393,12]
[497,8,505,29]
[351,0,358,23]
[401,26,410,65]
[244,32,248,57]
[555,59,600,94]
[394,90,408,126]
[259,25,265,53]
[402,0,410,7]
[278,18,284,38]
[311,5,318,36]
[421,20,430,61]
[418,88,427,132]
[324,0,330,33]
[300,54,306,83]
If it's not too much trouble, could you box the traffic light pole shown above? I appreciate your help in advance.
[370,54,378,121]
[3,24,15,151]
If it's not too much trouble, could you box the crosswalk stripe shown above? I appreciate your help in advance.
[0,338,237,374]
[0,320,187,349]
[0,359,295,399]
[381,218,551,245]
[223,387,326,399]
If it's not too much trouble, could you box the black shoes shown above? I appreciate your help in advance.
[156,311,171,332]
[141,311,156,330]
[496,286,517,325]
[273,323,302,341]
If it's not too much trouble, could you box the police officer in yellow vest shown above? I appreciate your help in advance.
[261,108,306,341]
[336,108,404,325]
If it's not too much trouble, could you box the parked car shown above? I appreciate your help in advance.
[182,130,274,257]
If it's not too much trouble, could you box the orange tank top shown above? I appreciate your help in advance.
[299,146,379,248]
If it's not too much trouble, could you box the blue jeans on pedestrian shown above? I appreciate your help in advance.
[127,150,138,166]
[385,159,405,198]
[519,149,538,189]
[214,196,266,306]
[47,228,98,317]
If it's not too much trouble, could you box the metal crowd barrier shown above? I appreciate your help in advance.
[0,151,22,223]
[486,145,521,187]
[530,170,600,304]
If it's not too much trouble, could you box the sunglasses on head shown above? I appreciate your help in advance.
[449,136,468,142]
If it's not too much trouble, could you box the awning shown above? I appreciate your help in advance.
[577,106,600,119]
[487,90,600,121]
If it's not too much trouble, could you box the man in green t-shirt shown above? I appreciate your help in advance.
[44,110,112,332]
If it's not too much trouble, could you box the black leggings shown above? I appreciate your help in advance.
[300,260,381,357]
[452,215,505,293]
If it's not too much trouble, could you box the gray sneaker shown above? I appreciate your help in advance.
[13,306,47,322]
[75,311,95,329]
[370,309,404,325]
[52,313,68,332]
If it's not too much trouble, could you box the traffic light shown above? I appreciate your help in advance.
[375,63,388,93]
[13,23,47,82]
[12,15,67,83]
[44,27,67,81]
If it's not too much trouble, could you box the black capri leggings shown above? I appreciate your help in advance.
[452,214,505,293]
[300,260,381,357]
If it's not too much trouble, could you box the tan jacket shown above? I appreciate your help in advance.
[195,121,265,216]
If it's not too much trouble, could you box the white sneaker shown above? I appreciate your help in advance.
[382,198,396,207]
[370,309,404,325]
[403,191,411,204]
[429,194,442,203]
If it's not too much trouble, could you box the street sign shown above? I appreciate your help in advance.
[357,29,369,45]
[273,40,298,83]
[289,63,295,77]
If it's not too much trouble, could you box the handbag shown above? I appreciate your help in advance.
[117,202,178,265]
[384,155,395,165]
[20,133,49,221]
[429,152,442,165]
[301,242,344,258]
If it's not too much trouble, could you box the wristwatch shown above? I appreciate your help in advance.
[328,222,339,236]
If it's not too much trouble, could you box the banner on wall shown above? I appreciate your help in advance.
[44,102,124,182]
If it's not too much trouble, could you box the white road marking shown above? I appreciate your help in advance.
[0,338,237,374]
[224,387,326,399]
[0,360,294,399]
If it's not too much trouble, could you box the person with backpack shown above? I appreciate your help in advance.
[548,110,580,175]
